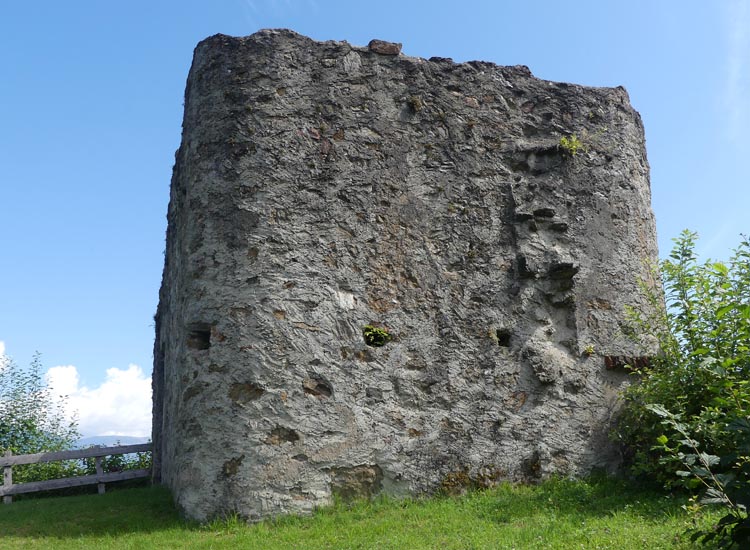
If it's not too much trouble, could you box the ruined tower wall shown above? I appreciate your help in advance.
[153,29,659,522]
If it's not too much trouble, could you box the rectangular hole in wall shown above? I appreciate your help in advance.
[187,323,211,350]
[495,329,512,347]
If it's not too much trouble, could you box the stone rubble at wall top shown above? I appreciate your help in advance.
[152,28,660,522]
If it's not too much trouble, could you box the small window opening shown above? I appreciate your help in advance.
[187,324,211,350]
[495,329,512,348]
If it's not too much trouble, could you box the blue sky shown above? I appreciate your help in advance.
[1,0,748,436]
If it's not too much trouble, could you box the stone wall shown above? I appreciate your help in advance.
[152,29,660,522]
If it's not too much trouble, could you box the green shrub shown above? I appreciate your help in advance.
[616,230,750,547]
[0,354,80,483]
[80,447,152,475]
[649,404,750,548]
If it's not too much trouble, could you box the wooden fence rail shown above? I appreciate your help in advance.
[1,443,152,504]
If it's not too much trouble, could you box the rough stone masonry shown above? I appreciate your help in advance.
[152,29,660,522]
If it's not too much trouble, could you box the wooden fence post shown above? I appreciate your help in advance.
[3,450,12,504]
[95,456,105,495]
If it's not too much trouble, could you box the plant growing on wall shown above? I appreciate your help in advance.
[362,325,392,347]
[559,134,584,156]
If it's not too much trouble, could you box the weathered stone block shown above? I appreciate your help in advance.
[152,29,660,522]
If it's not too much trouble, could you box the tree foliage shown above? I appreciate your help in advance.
[0,353,80,483]
[617,230,750,547]
[0,353,152,492]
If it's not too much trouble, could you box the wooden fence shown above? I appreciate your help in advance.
[1,443,151,503]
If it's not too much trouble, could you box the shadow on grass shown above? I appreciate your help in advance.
[0,484,186,539]
[472,475,685,525]
[0,476,686,541]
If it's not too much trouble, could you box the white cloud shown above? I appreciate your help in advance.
[724,0,750,144]
[46,364,152,439]
[0,341,9,372]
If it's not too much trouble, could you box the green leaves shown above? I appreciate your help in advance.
[362,325,392,347]
[559,134,584,156]
[617,232,750,546]
[645,404,672,419]
[0,353,80,484]
[716,304,734,319]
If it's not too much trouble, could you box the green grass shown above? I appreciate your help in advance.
[0,477,721,549]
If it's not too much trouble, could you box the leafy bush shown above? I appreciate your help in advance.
[616,230,750,546]
[80,446,152,475]
[0,353,80,483]
[649,404,750,548]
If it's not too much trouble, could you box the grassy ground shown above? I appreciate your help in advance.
[0,477,720,549]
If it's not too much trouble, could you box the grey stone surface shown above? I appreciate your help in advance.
[152,29,660,522]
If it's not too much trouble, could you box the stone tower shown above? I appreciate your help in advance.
[152,29,659,522]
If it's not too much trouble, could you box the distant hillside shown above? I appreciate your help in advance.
[76,435,150,448]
